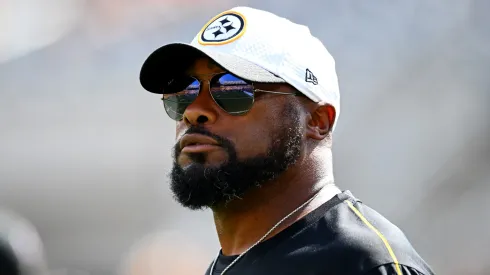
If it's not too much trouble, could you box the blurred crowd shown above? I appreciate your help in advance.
[1,0,489,275]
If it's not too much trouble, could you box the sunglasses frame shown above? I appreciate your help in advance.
[161,72,303,120]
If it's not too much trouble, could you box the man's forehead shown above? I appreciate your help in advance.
[185,57,223,74]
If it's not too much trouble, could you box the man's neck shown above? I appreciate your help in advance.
[211,165,336,256]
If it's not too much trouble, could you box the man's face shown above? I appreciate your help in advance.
[169,57,305,210]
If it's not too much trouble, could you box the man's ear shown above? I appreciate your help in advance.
[306,104,335,140]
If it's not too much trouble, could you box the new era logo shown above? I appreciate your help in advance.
[305,69,318,85]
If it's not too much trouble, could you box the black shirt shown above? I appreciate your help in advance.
[206,191,435,275]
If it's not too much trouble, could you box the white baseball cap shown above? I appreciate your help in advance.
[140,6,340,131]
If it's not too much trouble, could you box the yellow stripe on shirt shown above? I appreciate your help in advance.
[344,200,402,275]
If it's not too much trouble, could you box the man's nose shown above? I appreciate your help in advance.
[182,83,218,126]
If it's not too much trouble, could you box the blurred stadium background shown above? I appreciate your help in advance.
[0,0,489,274]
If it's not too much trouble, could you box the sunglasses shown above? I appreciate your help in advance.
[161,72,302,121]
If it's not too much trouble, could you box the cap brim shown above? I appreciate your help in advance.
[139,43,284,94]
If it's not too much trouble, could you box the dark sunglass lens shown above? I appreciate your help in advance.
[162,77,200,120]
[210,74,254,115]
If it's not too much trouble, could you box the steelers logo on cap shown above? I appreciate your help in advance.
[198,11,246,45]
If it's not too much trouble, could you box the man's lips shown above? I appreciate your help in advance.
[180,133,221,153]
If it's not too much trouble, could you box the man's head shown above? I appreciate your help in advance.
[139,7,340,210]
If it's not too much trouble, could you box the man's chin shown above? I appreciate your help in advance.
[169,163,225,210]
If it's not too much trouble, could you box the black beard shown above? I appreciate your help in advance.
[169,106,302,210]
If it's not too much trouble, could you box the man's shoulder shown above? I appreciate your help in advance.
[324,191,433,274]
[285,191,435,274]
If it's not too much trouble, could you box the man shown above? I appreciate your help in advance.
[139,6,435,275]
